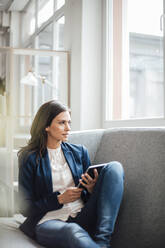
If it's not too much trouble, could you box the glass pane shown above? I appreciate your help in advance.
[54,16,65,49]
[128,0,164,119]
[37,55,53,104]
[0,49,68,137]
[37,53,68,105]
[55,0,65,10]
[18,55,35,128]
[38,0,54,28]
[38,22,53,50]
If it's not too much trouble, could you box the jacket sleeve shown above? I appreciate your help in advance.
[18,155,63,217]
[80,146,91,202]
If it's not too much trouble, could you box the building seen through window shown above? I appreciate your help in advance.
[128,0,163,119]
[106,0,164,121]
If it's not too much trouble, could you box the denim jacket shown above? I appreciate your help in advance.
[18,142,91,239]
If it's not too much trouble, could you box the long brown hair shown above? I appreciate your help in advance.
[18,100,68,160]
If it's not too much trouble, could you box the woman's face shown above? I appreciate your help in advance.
[45,111,71,146]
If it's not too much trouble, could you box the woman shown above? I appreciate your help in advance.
[18,100,124,248]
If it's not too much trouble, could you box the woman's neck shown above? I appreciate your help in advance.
[47,140,61,149]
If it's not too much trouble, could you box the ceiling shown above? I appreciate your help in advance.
[0,0,30,12]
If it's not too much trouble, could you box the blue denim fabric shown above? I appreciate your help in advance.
[35,220,100,248]
[35,162,124,248]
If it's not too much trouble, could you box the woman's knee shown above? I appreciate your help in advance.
[64,223,99,248]
[103,161,124,180]
[35,220,67,247]
[64,223,87,238]
[65,223,81,233]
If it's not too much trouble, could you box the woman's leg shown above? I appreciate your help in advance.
[35,219,100,248]
[69,161,124,248]
[94,162,124,247]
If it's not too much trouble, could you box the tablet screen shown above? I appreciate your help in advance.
[78,163,107,188]
[86,163,107,178]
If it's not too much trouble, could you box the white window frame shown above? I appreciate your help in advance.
[21,0,65,48]
[18,0,69,132]
[102,0,165,128]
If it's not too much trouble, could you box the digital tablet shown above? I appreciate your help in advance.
[78,163,107,188]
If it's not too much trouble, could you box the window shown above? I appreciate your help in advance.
[38,0,54,28]
[19,0,68,131]
[128,0,163,119]
[104,0,165,125]
[22,0,65,50]
[54,16,65,49]
[55,0,65,11]
[14,50,69,132]
[38,22,53,50]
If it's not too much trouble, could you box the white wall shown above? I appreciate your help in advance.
[81,0,102,130]
[65,0,82,131]
[65,0,102,131]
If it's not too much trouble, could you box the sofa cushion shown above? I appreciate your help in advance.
[0,215,44,248]
[68,129,104,163]
[94,127,165,248]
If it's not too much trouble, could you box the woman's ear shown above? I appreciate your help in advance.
[45,127,49,132]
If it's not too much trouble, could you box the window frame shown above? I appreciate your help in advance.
[21,0,65,49]
[18,0,68,133]
[102,0,165,128]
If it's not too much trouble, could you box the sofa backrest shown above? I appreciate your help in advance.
[93,127,165,248]
[68,129,104,163]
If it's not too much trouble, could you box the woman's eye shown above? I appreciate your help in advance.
[59,121,71,125]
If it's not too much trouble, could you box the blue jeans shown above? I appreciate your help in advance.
[35,162,124,248]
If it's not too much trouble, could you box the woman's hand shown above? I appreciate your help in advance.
[79,169,98,194]
[58,187,83,204]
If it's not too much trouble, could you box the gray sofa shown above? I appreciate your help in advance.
[0,127,165,248]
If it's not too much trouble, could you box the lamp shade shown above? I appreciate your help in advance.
[20,72,38,86]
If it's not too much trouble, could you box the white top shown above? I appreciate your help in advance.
[39,146,84,224]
